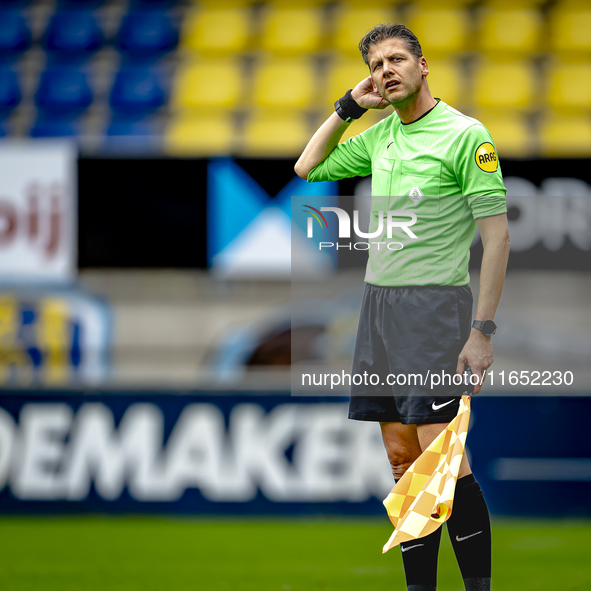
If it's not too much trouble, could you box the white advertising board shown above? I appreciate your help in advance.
[0,141,76,282]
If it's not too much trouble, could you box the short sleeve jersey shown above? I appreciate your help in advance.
[307,101,507,287]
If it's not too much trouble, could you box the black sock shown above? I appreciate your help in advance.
[400,526,441,590]
[446,474,492,590]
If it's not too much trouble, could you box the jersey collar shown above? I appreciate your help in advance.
[399,99,443,132]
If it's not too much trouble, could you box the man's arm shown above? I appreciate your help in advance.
[456,213,511,394]
[294,112,352,180]
[294,76,389,180]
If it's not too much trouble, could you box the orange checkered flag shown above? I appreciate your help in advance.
[382,395,471,553]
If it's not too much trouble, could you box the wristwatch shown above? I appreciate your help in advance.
[472,320,497,336]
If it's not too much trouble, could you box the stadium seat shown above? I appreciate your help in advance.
[30,118,78,137]
[323,55,371,104]
[0,68,20,115]
[106,118,158,136]
[539,112,591,157]
[425,57,464,108]
[242,110,309,156]
[252,57,316,109]
[0,12,31,61]
[181,9,250,55]
[259,7,323,54]
[473,109,532,157]
[164,111,234,155]
[110,68,166,116]
[473,58,535,109]
[58,0,106,8]
[171,58,243,110]
[405,9,469,55]
[550,3,591,54]
[478,8,542,55]
[44,11,103,57]
[118,11,178,57]
[35,68,93,115]
[331,7,397,56]
[546,59,591,110]
[130,0,178,9]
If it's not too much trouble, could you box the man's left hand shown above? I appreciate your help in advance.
[456,329,494,395]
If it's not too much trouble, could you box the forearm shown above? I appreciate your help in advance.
[472,231,511,329]
[294,112,351,180]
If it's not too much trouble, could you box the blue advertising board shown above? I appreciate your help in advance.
[0,391,588,516]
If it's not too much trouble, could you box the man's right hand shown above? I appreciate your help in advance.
[351,76,390,110]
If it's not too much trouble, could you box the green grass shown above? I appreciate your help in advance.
[0,516,589,590]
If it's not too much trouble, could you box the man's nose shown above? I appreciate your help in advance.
[383,61,394,77]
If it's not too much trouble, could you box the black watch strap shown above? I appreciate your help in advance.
[334,89,368,122]
[472,320,497,336]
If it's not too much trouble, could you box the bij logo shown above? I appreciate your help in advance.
[303,205,418,251]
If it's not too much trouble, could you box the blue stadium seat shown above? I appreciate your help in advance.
[109,69,166,116]
[107,119,156,136]
[129,0,178,9]
[44,11,103,57]
[0,68,20,115]
[57,0,106,8]
[30,118,78,137]
[118,12,178,57]
[35,68,93,115]
[0,12,31,61]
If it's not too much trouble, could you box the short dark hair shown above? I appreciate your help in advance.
[358,23,423,67]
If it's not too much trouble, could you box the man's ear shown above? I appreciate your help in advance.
[420,56,429,76]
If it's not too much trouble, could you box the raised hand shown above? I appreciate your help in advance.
[351,76,390,110]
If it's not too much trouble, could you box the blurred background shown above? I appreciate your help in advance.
[0,0,589,589]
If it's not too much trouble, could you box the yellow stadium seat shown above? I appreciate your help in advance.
[405,9,469,55]
[171,59,243,110]
[181,9,250,55]
[473,58,536,109]
[550,4,591,53]
[425,57,464,108]
[473,109,532,157]
[332,7,397,57]
[539,112,591,157]
[547,60,591,110]
[242,110,310,156]
[164,112,235,156]
[478,8,542,54]
[324,55,370,104]
[252,57,316,109]
[259,7,323,54]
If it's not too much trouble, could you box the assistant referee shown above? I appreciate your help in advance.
[295,24,510,591]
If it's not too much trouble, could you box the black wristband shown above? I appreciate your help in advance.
[334,89,368,122]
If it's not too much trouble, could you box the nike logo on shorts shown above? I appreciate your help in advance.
[456,531,483,542]
[401,543,424,553]
[432,399,455,411]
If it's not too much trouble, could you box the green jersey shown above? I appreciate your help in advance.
[307,100,507,287]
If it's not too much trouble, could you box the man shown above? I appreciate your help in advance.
[295,23,510,591]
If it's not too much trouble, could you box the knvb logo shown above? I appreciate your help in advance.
[303,205,418,251]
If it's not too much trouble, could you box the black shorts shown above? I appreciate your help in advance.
[348,283,473,425]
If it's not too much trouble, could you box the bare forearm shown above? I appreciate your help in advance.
[294,112,351,180]
[473,232,511,324]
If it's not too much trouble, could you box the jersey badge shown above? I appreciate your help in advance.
[407,185,424,204]
[475,142,498,172]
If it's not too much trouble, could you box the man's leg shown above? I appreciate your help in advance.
[380,422,441,591]
[417,424,492,591]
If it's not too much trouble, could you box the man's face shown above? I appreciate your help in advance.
[367,38,429,106]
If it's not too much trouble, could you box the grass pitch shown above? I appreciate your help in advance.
[0,516,589,590]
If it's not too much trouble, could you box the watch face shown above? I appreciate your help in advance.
[482,320,497,335]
